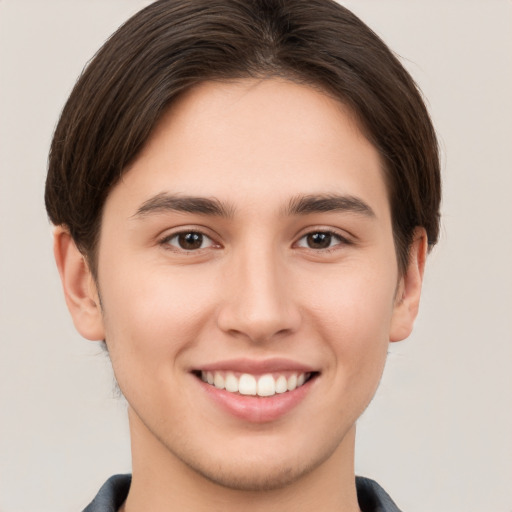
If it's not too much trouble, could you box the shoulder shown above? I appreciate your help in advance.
[82,474,131,512]
[82,474,401,512]
[356,476,403,512]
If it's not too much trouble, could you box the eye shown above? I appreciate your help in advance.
[296,231,347,250]
[162,231,216,251]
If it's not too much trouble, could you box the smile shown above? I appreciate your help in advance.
[200,371,311,397]
[193,362,319,422]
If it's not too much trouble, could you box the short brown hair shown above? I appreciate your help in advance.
[45,0,441,276]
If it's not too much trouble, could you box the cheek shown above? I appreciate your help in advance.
[98,264,219,370]
[306,260,396,331]
[303,261,396,374]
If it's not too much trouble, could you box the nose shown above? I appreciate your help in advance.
[216,245,301,343]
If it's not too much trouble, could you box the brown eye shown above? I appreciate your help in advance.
[296,231,346,250]
[306,232,333,249]
[164,231,214,251]
[178,232,203,250]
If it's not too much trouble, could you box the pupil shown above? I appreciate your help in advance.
[307,232,331,249]
[179,232,203,250]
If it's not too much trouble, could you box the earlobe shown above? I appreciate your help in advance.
[389,227,428,342]
[53,227,105,341]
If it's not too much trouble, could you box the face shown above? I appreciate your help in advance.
[64,79,423,491]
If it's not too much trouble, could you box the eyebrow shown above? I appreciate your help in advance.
[132,192,375,220]
[133,193,234,218]
[285,194,376,218]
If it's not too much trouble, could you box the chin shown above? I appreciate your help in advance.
[172,438,338,493]
[188,459,317,492]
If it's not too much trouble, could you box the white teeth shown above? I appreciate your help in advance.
[238,374,257,395]
[200,370,311,396]
[287,374,297,391]
[275,375,288,394]
[225,372,238,393]
[214,373,225,389]
[257,374,275,397]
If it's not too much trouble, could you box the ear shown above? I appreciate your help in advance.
[53,226,105,341]
[389,227,428,342]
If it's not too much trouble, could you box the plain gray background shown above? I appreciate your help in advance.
[1,1,511,511]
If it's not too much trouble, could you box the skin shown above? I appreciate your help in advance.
[55,79,426,512]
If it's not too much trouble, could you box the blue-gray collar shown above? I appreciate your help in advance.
[83,474,402,512]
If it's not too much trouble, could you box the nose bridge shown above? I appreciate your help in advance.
[218,240,300,342]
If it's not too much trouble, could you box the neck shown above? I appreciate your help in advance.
[121,408,361,512]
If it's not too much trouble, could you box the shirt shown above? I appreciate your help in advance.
[82,474,403,512]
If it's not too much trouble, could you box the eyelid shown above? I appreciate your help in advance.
[158,226,222,252]
[156,225,353,253]
[293,227,353,250]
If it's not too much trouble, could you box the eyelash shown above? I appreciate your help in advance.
[159,228,351,253]
[295,230,351,252]
[160,230,218,252]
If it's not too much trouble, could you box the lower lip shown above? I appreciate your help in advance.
[197,376,316,423]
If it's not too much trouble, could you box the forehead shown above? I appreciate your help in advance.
[109,78,390,219]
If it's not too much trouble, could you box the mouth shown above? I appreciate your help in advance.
[191,359,320,422]
[194,370,317,397]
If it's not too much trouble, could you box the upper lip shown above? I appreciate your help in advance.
[193,358,317,374]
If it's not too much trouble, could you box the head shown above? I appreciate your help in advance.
[46,0,441,497]
[45,0,440,279]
